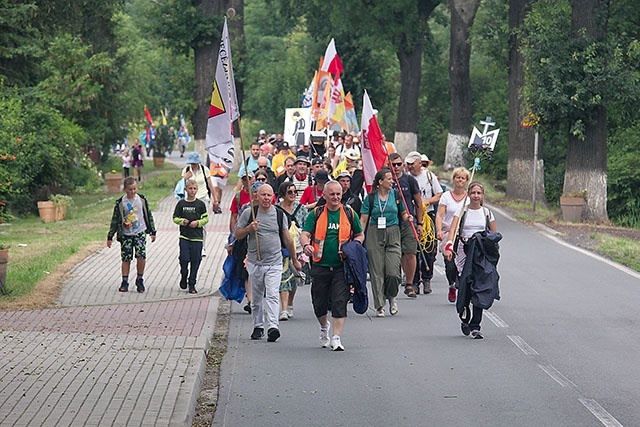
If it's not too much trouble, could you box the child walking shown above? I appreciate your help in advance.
[107,176,157,292]
[173,179,209,294]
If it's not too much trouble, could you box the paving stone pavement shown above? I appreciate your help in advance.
[0,152,234,426]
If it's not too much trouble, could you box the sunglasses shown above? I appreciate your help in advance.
[286,190,296,195]
[258,165,268,168]
[391,162,403,167]
[256,178,267,182]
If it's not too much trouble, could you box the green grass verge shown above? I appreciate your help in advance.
[593,234,640,272]
[0,162,179,300]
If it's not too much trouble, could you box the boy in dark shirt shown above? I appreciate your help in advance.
[173,179,209,293]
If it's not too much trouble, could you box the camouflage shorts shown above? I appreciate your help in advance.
[121,232,147,262]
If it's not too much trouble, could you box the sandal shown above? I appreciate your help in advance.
[403,285,417,298]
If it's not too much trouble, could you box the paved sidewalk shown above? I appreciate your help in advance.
[0,151,233,426]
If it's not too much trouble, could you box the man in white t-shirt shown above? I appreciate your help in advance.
[406,152,443,294]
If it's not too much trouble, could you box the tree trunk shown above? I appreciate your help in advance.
[394,45,423,156]
[444,0,480,170]
[506,0,545,202]
[565,0,609,222]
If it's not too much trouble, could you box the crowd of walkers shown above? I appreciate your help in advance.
[107,127,502,351]
[224,129,502,349]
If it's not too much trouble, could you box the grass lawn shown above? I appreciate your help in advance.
[0,162,180,309]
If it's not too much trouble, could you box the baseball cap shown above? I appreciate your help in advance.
[405,151,422,164]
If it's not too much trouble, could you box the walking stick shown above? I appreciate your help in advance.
[238,122,261,260]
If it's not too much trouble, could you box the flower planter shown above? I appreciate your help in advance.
[153,157,165,168]
[560,196,585,222]
[55,204,67,221]
[37,201,57,223]
[105,173,123,194]
[0,248,7,295]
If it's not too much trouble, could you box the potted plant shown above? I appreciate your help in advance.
[37,199,57,223]
[105,169,123,194]
[0,243,8,295]
[560,190,586,222]
[50,194,73,221]
[153,125,172,167]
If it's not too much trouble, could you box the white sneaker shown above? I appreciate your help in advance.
[279,311,289,321]
[330,335,344,351]
[319,323,330,348]
[389,298,398,316]
[287,306,294,318]
[201,248,207,258]
[376,308,385,317]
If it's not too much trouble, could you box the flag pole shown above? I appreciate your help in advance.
[237,120,261,261]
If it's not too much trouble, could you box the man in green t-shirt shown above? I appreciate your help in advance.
[300,181,364,351]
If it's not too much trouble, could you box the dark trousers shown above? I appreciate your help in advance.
[414,212,436,284]
[179,239,203,286]
[459,304,483,331]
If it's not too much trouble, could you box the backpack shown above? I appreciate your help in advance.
[312,204,357,243]
[454,206,492,252]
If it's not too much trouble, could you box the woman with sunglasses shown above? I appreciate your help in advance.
[360,168,412,317]
[276,182,309,320]
[254,170,277,204]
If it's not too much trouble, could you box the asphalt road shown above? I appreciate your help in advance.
[213,208,640,427]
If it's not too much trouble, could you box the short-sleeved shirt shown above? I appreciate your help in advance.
[122,195,147,236]
[458,207,495,239]
[181,164,211,201]
[361,191,405,227]
[237,206,287,266]
[393,173,420,217]
[303,207,363,267]
[413,170,443,213]
[230,189,251,214]
[439,190,469,227]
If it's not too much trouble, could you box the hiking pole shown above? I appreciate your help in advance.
[238,122,261,260]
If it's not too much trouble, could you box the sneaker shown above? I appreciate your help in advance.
[376,308,385,318]
[118,281,128,292]
[448,286,457,303]
[287,306,294,318]
[330,335,344,351]
[471,330,484,339]
[389,298,398,316]
[179,278,188,290]
[267,327,280,342]
[319,324,330,348]
[279,311,289,321]
[243,303,252,314]
[135,278,145,293]
[423,280,432,294]
[461,322,471,336]
[202,249,207,258]
[250,327,264,340]
[189,288,198,294]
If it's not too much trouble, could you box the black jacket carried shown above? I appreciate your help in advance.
[341,240,368,314]
[456,230,502,313]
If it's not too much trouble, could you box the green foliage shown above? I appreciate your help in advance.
[0,81,89,216]
[521,0,638,138]
[607,125,640,228]
[0,1,42,85]
[153,125,173,158]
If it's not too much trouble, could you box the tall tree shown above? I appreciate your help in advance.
[443,0,480,170]
[563,0,609,221]
[506,0,543,201]
[389,0,441,155]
